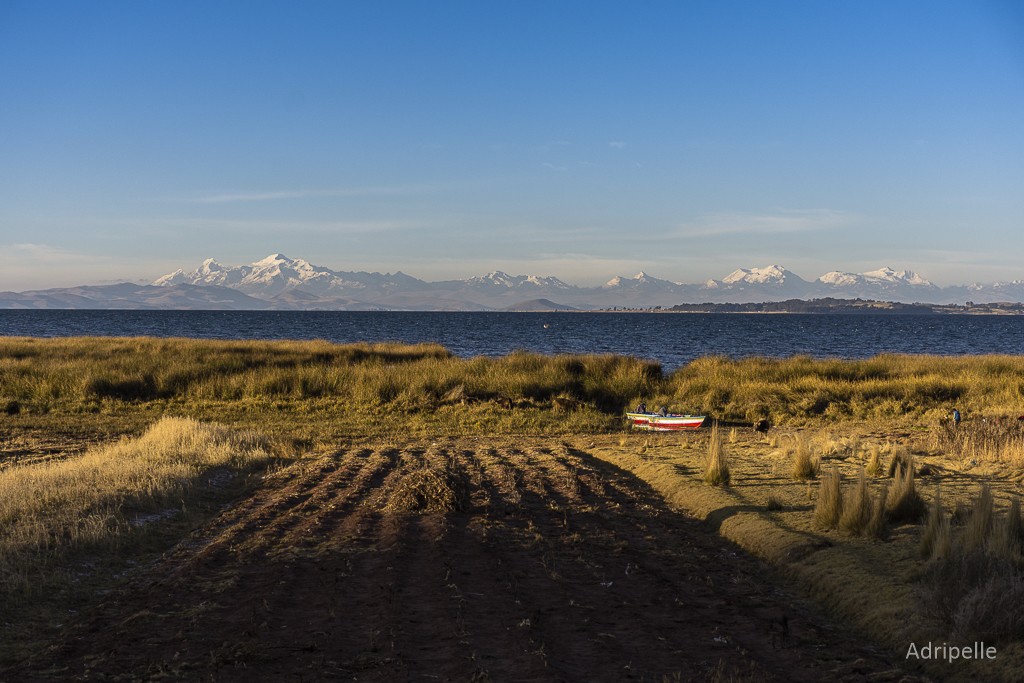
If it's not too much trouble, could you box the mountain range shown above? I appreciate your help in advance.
[3,253,1024,310]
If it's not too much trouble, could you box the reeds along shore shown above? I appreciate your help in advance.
[3,337,1024,424]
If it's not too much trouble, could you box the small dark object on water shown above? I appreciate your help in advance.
[753,419,771,434]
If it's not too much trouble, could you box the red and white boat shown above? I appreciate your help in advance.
[626,411,705,431]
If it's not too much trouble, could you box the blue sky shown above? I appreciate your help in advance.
[1,1,1022,289]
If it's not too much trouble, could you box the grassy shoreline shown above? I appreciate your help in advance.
[4,337,1024,435]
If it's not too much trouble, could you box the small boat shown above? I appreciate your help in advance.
[626,411,706,431]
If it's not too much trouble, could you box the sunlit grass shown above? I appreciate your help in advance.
[0,417,281,605]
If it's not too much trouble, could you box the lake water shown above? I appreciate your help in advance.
[1,310,1022,371]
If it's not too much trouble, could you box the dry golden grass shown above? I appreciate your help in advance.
[930,418,1024,467]
[886,458,926,524]
[839,467,870,536]
[987,496,1023,561]
[920,484,945,559]
[8,339,1024,435]
[0,417,276,596]
[703,423,730,487]
[920,485,1024,646]
[789,433,820,480]
[0,337,660,415]
[866,485,890,541]
[659,353,1024,423]
[964,484,995,552]
[813,467,842,529]
[865,444,883,476]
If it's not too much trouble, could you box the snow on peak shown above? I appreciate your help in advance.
[817,271,864,287]
[198,258,226,274]
[722,265,793,285]
[466,271,569,289]
[862,267,933,287]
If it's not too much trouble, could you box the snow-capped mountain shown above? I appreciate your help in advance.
[815,266,939,300]
[155,253,424,299]
[0,254,1010,310]
[860,267,933,287]
[463,271,572,290]
[695,265,814,301]
[145,256,1022,308]
[603,272,682,291]
[721,264,804,286]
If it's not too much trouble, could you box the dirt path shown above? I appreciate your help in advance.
[16,438,910,681]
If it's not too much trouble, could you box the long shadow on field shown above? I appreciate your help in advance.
[9,440,908,683]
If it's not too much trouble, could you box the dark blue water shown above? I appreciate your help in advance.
[1,310,1022,371]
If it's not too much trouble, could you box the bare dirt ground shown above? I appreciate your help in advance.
[14,438,913,682]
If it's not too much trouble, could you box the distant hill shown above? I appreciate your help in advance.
[503,299,578,312]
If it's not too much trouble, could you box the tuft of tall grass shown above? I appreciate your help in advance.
[839,467,870,536]
[867,485,890,541]
[813,467,843,530]
[703,423,731,487]
[920,484,950,560]
[886,458,926,524]
[886,444,913,478]
[789,434,820,480]
[987,496,1023,561]
[964,485,995,552]
[865,444,883,476]
[919,489,1024,643]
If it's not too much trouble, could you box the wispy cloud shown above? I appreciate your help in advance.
[6,243,98,263]
[191,185,433,204]
[608,141,626,149]
[147,217,437,234]
[676,209,853,238]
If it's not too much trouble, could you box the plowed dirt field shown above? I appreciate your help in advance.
[20,438,910,681]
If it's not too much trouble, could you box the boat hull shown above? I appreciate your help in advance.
[626,412,706,431]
